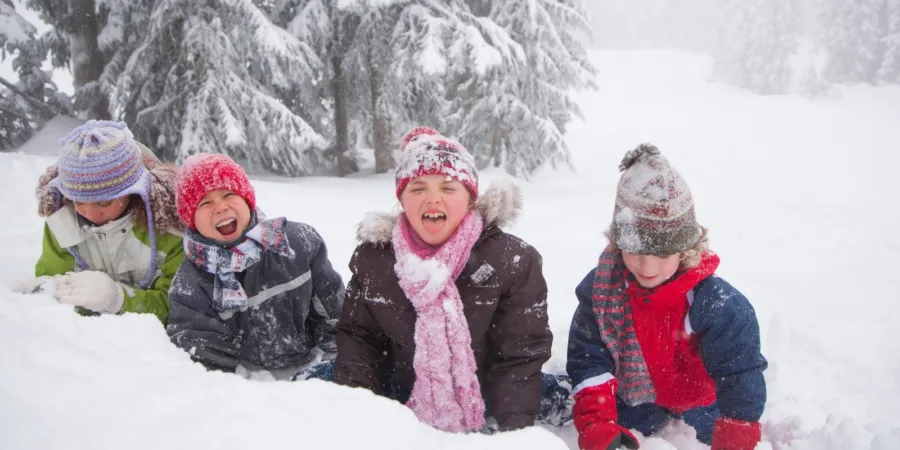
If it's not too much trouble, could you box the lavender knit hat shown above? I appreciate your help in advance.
[48,120,158,289]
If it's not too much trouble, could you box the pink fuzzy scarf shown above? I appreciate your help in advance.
[392,210,486,432]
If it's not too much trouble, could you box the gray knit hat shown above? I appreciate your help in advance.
[610,143,700,257]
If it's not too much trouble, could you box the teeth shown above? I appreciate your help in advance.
[423,213,446,219]
[216,218,236,227]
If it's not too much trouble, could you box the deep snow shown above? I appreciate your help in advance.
[1,50,899,450]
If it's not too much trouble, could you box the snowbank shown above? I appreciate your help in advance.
[11,115,85,157]
[0,289,568,450]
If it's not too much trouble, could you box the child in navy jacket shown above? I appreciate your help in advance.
[567,144,767,450]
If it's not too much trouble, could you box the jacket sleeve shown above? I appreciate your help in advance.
[484,246,553,431]
[303,225,345,352]
[165,262,241,372]
[333,247,389,393]
[566,268,617,393]
[118,232,184,324]
[691,278,768,422]
[34,223,75,277]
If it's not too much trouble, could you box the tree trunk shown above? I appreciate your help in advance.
[67,0,109,119]
[331,54,356,176]
[368,50,393,173]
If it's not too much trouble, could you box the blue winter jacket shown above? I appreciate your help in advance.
[566,268,768,422]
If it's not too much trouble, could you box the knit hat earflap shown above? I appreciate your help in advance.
[395,126,478,199]
[610,143,700,257]
[175,153,256,230]
[49,120,159,289]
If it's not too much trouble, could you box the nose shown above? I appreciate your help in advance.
[424,191,441,204]
[637,256,660,275]
[211,200,229,215]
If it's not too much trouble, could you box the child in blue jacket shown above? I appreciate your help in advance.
[567,144,767,450]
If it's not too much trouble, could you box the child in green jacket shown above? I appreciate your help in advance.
[14,121,184,323]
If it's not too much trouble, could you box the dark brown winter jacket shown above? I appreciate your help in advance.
[334,180,553,431]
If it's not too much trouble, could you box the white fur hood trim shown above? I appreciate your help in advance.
[356,178,523,244]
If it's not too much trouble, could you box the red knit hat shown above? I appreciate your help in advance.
[175,153,256,230]
[395,126,479,199]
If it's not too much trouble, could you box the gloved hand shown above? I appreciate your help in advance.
[53,271,125,314]
[574,380,640,450]
[11,276,56,294]
[711,417,761,450]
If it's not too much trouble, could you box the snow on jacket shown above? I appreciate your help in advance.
[567,268,767,423]
[34,154,184,323]
[166,221,345,373]
[334,180,553,431]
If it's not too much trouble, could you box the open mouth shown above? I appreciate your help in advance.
[216,218,238,236]
[421,211,447,234]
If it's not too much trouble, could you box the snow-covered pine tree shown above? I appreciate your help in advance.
[23,0,112,118]
[0,0,68,149]
[274,0,526,174]
[375,1,525,172]
[115,0,329,176]
[712,0,799,94]
[820,0,884,84]
[878,0,900,83]
[272,0,379,176]
[458,0,596,177]
[745,0,799,93]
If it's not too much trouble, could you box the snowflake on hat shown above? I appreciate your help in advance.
[175,153,256,230]
[395,127,479,199]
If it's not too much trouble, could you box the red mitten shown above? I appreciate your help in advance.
[710,417,761,450]
[573,380,640,450]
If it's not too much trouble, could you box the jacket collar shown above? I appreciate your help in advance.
[46,204,135,249]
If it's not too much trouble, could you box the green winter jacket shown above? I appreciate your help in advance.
[34,151,185,324]
[34,206,184,323]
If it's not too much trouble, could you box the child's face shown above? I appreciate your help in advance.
[73,196,130,226]
[622,251,681,289]
[400,174,472,246]
[193,189,251,243]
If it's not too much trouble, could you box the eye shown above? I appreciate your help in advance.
[442,186,457,192]
[224,192,235,198]
[411,188,425,193]
[97,201,113,207]
[198,200,210,208]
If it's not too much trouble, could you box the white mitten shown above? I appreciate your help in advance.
[11,276,56,294]
[53,271,125,314]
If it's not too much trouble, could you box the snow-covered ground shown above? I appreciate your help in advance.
[1,50,899,450]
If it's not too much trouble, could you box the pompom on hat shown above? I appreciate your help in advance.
[174,153,256,230]
[394,126,478,199]
[48,120,158,289]
[610,143,700,257]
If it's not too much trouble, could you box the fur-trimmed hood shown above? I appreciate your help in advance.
[357,178,523,244]
[36,146,183,233]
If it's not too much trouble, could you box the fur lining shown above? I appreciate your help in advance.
[357,179,523,244]
[36,153,184,233]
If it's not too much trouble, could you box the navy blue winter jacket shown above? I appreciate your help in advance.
[566,268,767,422]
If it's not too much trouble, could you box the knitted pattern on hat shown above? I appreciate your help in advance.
[51,120,149,203]
[395,126,478,199]
[48,120,159,289]
[611,143,699,256]
[175,153,256,230]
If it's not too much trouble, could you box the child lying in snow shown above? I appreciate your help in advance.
[15,120,184,324]
[333,127,556,433]
[165,153,344,379]
[567,144,768,450]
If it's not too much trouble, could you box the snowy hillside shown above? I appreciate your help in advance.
[1,50,899,450]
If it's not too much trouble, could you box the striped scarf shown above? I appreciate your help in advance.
[591,249,656,406]
[184,214,294,316]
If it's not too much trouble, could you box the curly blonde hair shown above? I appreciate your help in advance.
[604,225,710,268]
